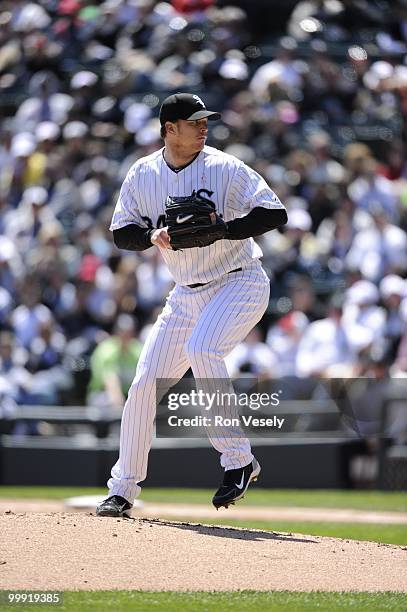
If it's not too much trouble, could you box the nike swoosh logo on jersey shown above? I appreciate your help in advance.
[235,473,245,490]
[176,214,194,224]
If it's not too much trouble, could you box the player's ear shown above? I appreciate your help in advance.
[166,121,177,135]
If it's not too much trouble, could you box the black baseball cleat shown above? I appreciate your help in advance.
[212,458,261,509]
[96,495,132,517]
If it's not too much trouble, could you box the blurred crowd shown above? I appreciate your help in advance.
[0,0,407,413]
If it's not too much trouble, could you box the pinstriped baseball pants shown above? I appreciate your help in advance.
[108,261,270,503]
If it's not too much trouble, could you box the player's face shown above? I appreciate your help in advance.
[175,118,208,151]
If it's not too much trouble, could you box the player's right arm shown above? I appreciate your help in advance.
[113,225,172,250]
[113,224,153,251]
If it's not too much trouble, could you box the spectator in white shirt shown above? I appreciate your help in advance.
[346,204,407,282]
[225,327,277,378]
[342,280,386,354]
[266,310,309,377]
[296,294,355,378]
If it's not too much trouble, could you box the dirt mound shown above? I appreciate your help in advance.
[1,512,405,592]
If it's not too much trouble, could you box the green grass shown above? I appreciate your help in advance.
[0,487,406,512]
[142,489,407,513]
[3,591,406,611]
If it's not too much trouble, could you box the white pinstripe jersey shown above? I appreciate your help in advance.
[110,145,285,285]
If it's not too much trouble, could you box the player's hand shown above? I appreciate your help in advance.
[151,227,172,249]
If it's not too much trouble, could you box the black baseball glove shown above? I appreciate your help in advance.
[165,189,228,250]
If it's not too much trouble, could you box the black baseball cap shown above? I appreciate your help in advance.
[159,93,221,125]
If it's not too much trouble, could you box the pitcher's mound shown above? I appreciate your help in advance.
[1,513,405,592]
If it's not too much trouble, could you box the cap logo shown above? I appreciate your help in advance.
[192,95,205,108]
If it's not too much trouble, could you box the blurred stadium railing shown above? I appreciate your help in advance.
[1,387,405,490]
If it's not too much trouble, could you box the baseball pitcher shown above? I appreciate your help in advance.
[97,93,287,517]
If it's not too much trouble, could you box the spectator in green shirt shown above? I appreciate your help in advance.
[87,314,143,409]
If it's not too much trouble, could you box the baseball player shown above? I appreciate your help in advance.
[97,93,287,517]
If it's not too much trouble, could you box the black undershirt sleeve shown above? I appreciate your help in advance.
[226,206,288,240]
[113,225,153,251]
[113,207,287,250]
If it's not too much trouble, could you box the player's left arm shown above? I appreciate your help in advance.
[226,163,287,240]
[226,206,287,240]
